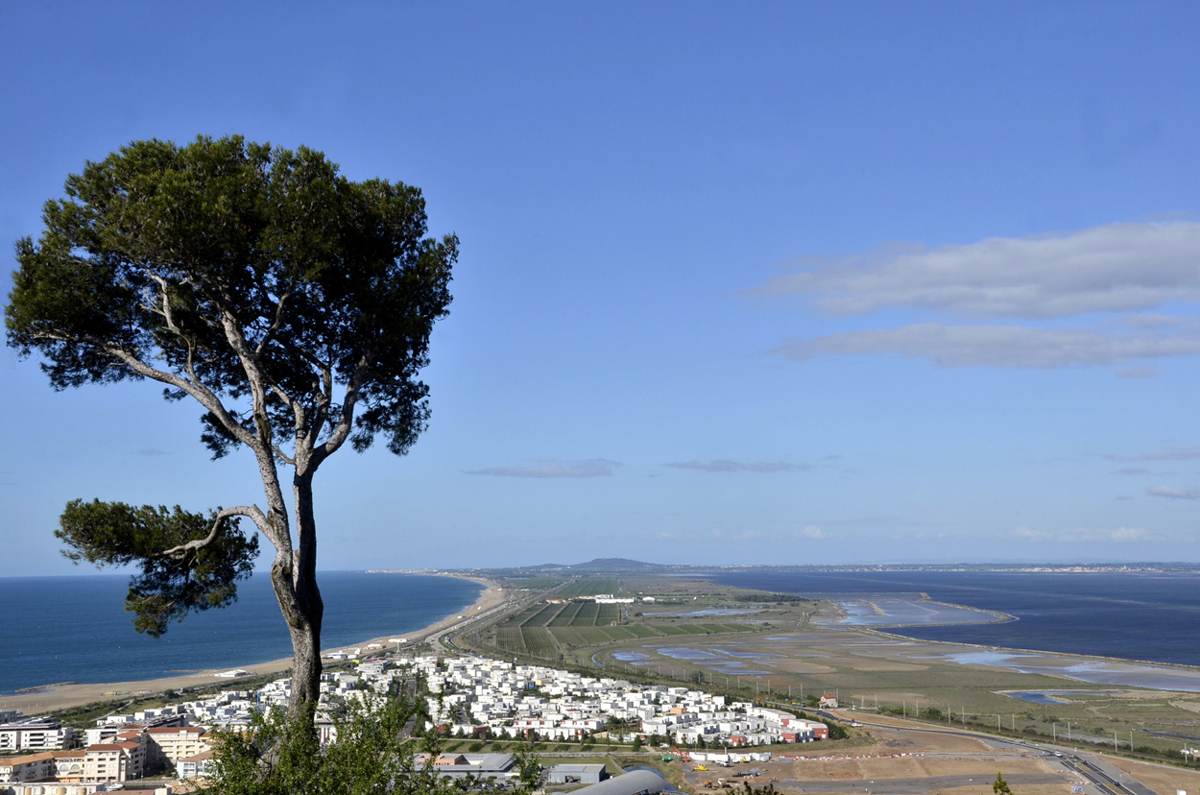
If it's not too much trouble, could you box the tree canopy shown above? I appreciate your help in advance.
[6,135,457,715]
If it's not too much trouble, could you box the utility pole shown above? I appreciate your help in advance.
[1053,723,1056,742]
[996,715,1001,732]
[1067,722,1071,741]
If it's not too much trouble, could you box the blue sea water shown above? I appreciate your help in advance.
[0,571,480,695]
[704,570,1200,668]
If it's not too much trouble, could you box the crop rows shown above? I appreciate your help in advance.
[548,602,583,626]
[495,610,751,653]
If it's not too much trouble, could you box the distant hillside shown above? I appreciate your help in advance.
[570,558,663,572]
[476,557,671,578]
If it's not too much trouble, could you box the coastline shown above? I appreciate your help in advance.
[0,574,505,715]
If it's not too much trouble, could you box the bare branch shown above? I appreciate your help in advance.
[141,274,210,389]
[272,442,297,467]
[105,345,259,450]
[147,274,184,337]
[255,284,295,357]
[313,353,372,466]
[161,505,267,559]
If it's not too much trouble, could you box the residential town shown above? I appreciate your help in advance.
[0,653,827,792]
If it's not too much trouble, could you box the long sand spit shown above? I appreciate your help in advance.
[0,575,505,715]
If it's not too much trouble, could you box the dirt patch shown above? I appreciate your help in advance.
[690,753,1056,792]
[773,661,838,674]
[1106,757,1200,795]
[847,662,930,672]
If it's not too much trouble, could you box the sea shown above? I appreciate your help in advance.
[0,571,481,696]
[703,570,1200,668]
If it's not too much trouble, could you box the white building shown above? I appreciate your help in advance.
[0,717,74,752]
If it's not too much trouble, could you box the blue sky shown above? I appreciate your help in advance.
[3,2,1200,574]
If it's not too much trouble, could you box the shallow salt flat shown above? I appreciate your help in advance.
[939,650,1200,693]
[656,647,721,661]
[1004,689,1121,704]
[818,597,998,627]
[712,648,786,659]
[706,663,773,675]
[611,651,649,661]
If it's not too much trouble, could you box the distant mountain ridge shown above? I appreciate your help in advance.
[463,559,1200,577]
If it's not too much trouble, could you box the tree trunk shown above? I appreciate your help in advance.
[282,472,324,717]
[270,550,324,717]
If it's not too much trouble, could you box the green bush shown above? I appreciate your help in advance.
[200,693,540,795]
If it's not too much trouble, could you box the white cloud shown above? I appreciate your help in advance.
[1146,485,1200,500]
[665,459,811,473]
[1109,527,1150,542]
[797,525,826,540]
[466,459,619,478]
[1013,526,1150,542]
[758,222,1200,318]
[774,324,1200,368]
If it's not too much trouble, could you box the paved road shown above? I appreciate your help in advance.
[776,772,1064,793]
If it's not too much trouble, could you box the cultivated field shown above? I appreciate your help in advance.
[485,577,756,657]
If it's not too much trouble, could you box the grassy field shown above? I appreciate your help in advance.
[486,583,760,657]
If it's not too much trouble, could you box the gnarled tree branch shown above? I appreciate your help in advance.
[162,504,268,559]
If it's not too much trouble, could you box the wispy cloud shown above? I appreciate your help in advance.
[1115,367,1159,378]
[466,459,619,478]
[1110,446,1200,462]
[1013,526,1150,542]
[664,459,811,473]
[1113,467,1150,475]
[136,448,172,457]
[757,221,1200,369]
[757,222,1200,318]
[774,324,1200,369]
[796,525,826,540]
[1146,485,1200,500]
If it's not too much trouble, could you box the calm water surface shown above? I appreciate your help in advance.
[0,571,480,695]
[704,570,1200,667]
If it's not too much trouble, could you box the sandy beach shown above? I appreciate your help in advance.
[0,575,506,715]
